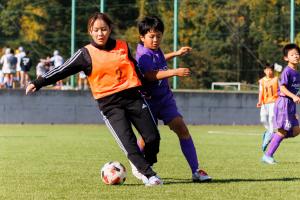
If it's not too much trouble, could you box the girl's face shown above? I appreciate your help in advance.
[140,29,163,50]
[284,48,300,65]
[89,19,111,47]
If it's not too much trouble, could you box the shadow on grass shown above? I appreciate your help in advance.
[120,177,300,186]
[159,177,300,185]
[280,161,300,164]
[0,136,46,138]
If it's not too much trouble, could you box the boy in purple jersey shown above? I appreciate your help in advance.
[262,43,300,164]
[133,16,211,182]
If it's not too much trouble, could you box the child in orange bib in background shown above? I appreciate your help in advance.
[257,63,278,152]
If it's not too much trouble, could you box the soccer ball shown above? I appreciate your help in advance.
[100,161,127,185]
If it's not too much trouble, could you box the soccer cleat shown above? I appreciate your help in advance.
[192,169,212,182]
[143,175,163,186]
[262,131,272,152]
[129,161,145,180]
[261,155,276,164]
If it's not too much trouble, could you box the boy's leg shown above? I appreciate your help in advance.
[285,126,300,138]
[260,105,269,131]
[168,116,211,182]
[262,103,275,151]
[262,129,285,164]
[100,107,156,178]
[265,130,285,157]
[154,97,201,174]
[261,104,272,151]
[168,116,199,173]
[292,126,300,137]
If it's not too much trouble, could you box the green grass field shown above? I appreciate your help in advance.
[1,124,300,200]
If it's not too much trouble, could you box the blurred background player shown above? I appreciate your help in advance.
[0,48,17,88]
[36,57,50,78]
[134,15,211,182]
[50,50,64,88]
[0,65,3,88]
[257,63,278,152]
[26,12,162,186]
[77,71,88,90]
[15,46,26,85]
[20,51,32,88]
[262,43,300,164]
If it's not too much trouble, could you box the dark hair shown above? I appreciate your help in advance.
[263,62,274,70]
[138,16,164,36]
[283,43,300,57]
[87,12,112,32]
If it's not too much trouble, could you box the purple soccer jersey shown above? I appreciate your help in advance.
[279,66,300,96]
[273,66,300,131]
[136,43,181,124]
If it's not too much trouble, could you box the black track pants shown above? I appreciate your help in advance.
[97,88,160,177]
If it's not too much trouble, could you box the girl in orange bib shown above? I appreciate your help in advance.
[26,12,162,186]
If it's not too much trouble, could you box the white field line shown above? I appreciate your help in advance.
[207,130,261,136]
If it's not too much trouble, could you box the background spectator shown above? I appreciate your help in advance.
[0,48,17,88]
[20,51,32,88]
[15,46,26,85]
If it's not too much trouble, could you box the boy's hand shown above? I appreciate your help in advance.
[176,47,192,56]
[256,102,262,108]
[174,68,190,77]
[26,83,36,95]
[292,95,300,104]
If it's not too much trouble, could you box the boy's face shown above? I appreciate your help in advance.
[140,29,163,50]
[264,68,274,78]
[284,48,300,65]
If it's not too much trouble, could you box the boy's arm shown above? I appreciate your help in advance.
[257,81,263,107]
[144,68,190,81]
[164,46,192,61]
[280,85,300,103]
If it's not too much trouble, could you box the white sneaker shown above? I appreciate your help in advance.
[129,161,145,180]
[262,155,277,165]
[192,169,212,182]
[143,175,163,186]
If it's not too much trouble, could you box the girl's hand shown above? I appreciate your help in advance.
[26,84,36,95]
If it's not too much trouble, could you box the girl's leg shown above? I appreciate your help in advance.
[127,100,160,166]
[100,107,156,178]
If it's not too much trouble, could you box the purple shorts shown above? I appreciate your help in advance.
[273,96,299,131]
[147,94,181,125]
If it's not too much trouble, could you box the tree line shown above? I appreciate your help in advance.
[0,0,299,89]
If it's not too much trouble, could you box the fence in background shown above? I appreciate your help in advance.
[0,89,262,125]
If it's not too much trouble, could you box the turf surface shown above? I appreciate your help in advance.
[0,125,299,199]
